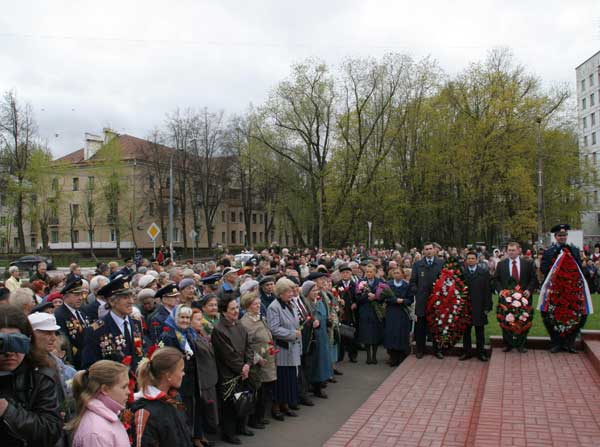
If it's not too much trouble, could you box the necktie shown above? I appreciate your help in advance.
[512,260,519,282]
[470,267,475,274]
[123,320,133,355]
[427,259,432,267]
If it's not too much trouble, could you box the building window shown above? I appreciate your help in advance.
[30,237,36,248]
[174,228,179,242]
[239,212,243,222]
[593,132,597,146]
[231,231,236,244]
[88,230,94,241]
[73,230,79,243]
[222,232,226,243]
[583,98,587,110]
[584,116,588,129]
[592,93,596,107]
[585,136,589,147]
[51,230,59,243]
[72,177,79,191]
[252,232,257,244]
[259,232,263,242]
[110,228,116,242]
[239,231,243,244]
[594,152,597,165]
[259,214,263,224]
[252,213,257,224]
[52,178,59,191]
[148,175,155,189]
[222,211,226,223]
[88,176,95,190]
[590,74,595,86]
[593,113,597,127]
[582,79,586,91]
[231,212,236,222]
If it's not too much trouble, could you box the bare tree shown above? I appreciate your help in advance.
[0,90,37,252]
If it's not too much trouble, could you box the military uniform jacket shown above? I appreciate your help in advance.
[540,243,583,279]
[54,304,89,369]
[82,312,144,371]
[409,258,444,317]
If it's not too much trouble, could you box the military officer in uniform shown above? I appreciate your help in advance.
[54,279,90,369]
[147,283,180,342]
[81,275,144,371]
[541,224,588,353]
[410,242,444,359]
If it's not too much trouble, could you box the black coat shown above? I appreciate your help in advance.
[148,305,171,343]
[194,335,219,389]
[82,298,101,322]
[211,318,253,384]
[463,266,493,326]
[0,362,62,447]
[493,257,537,294]
[409,258,444,317]
[131,394,194,447]
[356,277,384,345]
[334,280,357,324]
[54,304,89,369]
[383,280,414,353]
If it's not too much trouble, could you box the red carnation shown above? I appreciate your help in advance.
[151,321,160,327]
[147,344,159,359]
[121,355,133,366]
[162,326,170,332]
[134,339,142,348]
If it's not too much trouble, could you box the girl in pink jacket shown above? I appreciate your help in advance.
[68,360,131,447]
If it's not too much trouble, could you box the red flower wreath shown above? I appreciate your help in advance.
[426,259,471,349]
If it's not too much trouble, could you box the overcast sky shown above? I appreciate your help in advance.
[1,0,599,158]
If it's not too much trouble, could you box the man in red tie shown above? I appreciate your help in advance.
[493,242,538,353]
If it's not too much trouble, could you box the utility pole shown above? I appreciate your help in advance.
[536,116,543,247]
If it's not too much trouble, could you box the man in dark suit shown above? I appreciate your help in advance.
[335,263,358,363]
[54,279,90,369]
[82,275,110,322]
[540,224,588,353]
[493,241,537,353]
[82,275,144,371]
[410,242,444,359]
[460,251,493,362]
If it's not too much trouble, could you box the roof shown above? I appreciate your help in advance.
[575,49,600,70]
[56,148,84,163]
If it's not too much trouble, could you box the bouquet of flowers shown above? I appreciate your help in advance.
[496,285,534,347]
[356,280,386,322]
[426,259,470,349]
[538,248,593,337]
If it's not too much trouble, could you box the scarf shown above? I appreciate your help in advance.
[164,307,197,353]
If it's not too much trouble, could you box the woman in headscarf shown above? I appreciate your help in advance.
[160,304,211,447]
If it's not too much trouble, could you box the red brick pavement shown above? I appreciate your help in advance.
[324,356,488,447]
[474,350,600,447]
[325,350,600,447]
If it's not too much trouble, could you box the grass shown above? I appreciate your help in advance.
[482,293,600,343]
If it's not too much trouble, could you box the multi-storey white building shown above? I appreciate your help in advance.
[577,50,600,242]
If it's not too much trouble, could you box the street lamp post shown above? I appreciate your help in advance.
[169,151,175,260]
[536,117,543,247]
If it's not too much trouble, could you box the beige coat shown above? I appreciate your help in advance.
[240,312,277,383]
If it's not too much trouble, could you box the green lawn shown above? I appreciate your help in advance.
[483,293,600,342]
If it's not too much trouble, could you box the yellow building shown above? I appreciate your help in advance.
[48,129,269,255]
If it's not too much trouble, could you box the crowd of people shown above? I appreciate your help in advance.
[0,226,593,446]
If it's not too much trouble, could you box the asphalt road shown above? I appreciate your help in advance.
[231,350,394,447]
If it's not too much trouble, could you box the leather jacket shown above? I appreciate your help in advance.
[0,361,63,447]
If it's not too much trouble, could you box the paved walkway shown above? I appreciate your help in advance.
[240,350,394,447]
[325,349,600,447]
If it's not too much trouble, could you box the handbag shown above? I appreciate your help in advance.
[339,323,356,340]
[231,383,256,418]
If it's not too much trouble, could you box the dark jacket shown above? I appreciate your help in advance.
[540,243,583,278]
[334,279,357,324]
[410,258,444,317]
[131,394,193,447]
[148,305,171,343]
[211,318,253,383]
[0,362,62,447]
[82,299,101,323]
[194,335,218,389]
[463,266,493,326]
[493,257,537,294]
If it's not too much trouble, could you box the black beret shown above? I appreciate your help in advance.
[550,224,571,234]
[155,283,180,299]
[96,275,132,298]
[259,276,275,286]
[30,301,54,314]
[306,271,327,281]
[60,279,84,295]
